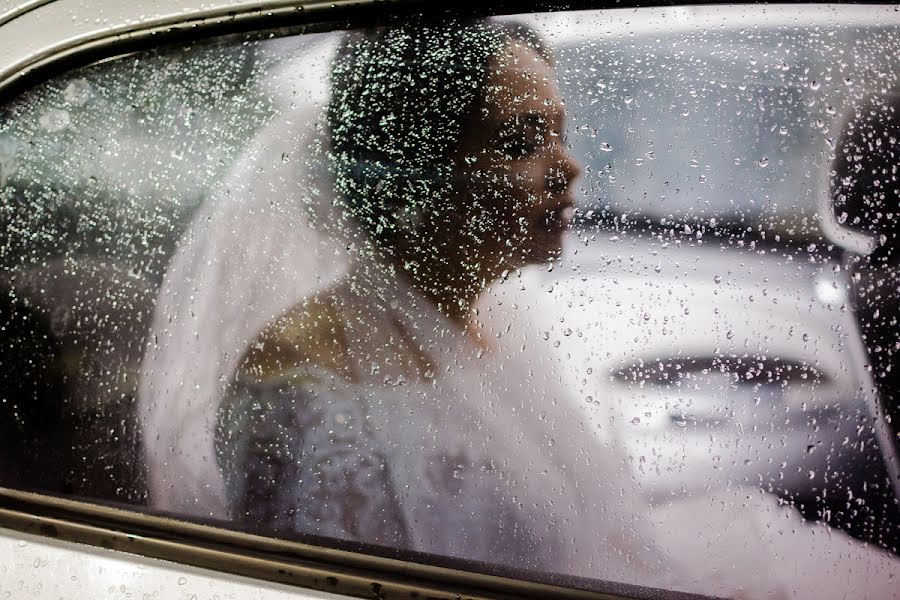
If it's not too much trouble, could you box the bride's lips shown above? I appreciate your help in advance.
[534,198,575,234]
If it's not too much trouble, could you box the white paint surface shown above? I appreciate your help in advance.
[0,528,347,600]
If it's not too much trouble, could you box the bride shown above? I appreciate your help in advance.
[217,18,628,571]
[142,18,898,598]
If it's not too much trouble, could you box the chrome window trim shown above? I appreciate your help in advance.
[0,488,715,600]
[0,0,54,29]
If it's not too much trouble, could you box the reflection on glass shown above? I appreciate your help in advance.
[0,6,898,599]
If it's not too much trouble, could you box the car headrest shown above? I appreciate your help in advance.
[829,89,900,259]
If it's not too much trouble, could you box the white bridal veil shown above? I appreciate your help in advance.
[139,37,345,517]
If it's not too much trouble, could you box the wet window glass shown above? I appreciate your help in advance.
[1,5,898,598]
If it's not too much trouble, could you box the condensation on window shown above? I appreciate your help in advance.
[0,5,898,599]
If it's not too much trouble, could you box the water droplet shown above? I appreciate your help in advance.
[757,156,769,167]
[810,80,821,91]
[38,108,71,132]
[63,78,92,105]
[599,142,613,152]
[178,577,187,586]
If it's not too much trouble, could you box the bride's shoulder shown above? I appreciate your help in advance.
[235,285,355,383]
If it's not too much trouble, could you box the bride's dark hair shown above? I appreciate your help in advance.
[327,19,551,243]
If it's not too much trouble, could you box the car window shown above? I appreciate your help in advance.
[0,5,898,599]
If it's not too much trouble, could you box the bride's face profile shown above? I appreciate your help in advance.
[333,29,582,322]
[407,40,581,284]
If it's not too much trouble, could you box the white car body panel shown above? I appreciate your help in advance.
[0,528,345,599]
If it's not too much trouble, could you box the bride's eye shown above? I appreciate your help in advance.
[495,118,546,159]
[497,132,537,158]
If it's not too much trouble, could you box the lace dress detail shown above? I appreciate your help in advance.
[217,369,410,547]
[215,365,556,571]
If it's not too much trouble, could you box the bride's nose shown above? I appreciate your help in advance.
[547,143,582,194]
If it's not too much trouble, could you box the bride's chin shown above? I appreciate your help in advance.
[475,236,566,284]
[522,232,565,266]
